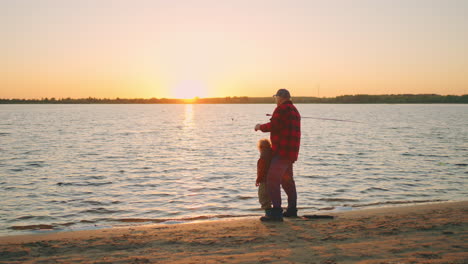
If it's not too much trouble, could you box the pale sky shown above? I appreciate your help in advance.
[1,0,467,99]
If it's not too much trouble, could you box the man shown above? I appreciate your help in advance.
[255,88,301,221]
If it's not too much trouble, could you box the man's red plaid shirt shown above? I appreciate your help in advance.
[259,101,301,162]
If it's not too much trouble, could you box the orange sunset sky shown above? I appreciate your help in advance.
[1,0,467,99]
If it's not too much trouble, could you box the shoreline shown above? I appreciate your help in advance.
[1,201,466,263]
[1,199,453,238]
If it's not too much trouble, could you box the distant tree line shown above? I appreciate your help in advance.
[1,94,467,104]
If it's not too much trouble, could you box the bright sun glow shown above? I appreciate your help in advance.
[171,80,208,100]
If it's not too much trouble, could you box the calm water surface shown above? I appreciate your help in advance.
[0,104,467,235]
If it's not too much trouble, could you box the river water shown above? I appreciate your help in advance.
[0,104,467,235]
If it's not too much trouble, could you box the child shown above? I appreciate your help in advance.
[256,139,273,215]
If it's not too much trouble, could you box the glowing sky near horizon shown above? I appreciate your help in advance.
[1,0,467,99]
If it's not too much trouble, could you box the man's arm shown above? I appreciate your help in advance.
[255,107,282,132]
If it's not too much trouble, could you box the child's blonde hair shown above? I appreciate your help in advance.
[257,138,272,152]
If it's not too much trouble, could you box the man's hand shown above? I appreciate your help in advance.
[254,124,261,131]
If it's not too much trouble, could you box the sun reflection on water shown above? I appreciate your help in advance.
[183,104,194,128]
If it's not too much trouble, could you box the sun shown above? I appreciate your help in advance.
[171,80,208,100]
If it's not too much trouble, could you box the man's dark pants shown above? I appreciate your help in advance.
[266,155,297,209]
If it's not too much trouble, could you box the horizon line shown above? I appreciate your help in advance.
[1,93,467,101]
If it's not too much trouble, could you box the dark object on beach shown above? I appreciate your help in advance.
[10,224,55,230]
[302,215,335,219]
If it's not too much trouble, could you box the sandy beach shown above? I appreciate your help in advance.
[0,201,466,264]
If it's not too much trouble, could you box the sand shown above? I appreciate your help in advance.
[0,201,466,264]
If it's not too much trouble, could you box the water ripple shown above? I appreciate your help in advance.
[56,181,113,187]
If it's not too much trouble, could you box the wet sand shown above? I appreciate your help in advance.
[0,201,466,263]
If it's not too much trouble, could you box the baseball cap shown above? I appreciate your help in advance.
[273,88,291,98]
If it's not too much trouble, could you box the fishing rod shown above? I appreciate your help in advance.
[266,114,362,123]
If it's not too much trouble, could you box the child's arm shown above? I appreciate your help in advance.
[256,158,267,186]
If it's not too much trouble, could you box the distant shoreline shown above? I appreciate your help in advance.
[1,94,467,104]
